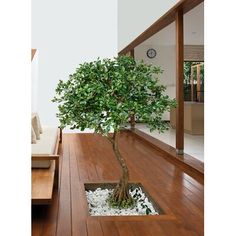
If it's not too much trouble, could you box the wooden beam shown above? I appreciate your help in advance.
[175,10,184,155]
[118,0,203,55]
[130,48,134,58]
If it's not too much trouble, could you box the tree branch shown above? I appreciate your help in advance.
[98,124,114,144]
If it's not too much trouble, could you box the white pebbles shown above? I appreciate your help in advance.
[85,187,159,216]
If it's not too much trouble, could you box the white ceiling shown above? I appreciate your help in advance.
[140,2,204,46]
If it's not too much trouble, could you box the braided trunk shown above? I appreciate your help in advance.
[109,131,134,207]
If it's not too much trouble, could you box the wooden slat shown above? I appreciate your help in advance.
[56,137,72,236]
[100,221,119,236]
[86,219,103,236]
[115,221,136,236]
[32,161,55,204]
[130,222,153,236]
[69,135,88,236]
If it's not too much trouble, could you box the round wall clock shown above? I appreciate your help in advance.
[146,48,157,59]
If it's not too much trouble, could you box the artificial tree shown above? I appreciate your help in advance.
[53,56,176,208]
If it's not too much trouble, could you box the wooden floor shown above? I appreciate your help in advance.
[32,131,204,236]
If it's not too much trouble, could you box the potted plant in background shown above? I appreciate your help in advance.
[53,55,176,214]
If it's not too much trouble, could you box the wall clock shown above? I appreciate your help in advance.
[146,48,157,59]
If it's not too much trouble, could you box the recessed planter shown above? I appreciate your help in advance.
[84,183,164,216]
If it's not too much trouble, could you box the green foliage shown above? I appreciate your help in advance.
[184,61,204,84]
[52,56,176,135]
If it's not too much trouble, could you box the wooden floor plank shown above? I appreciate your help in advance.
[56,137,72,236]
[146,221,166,236]
[130,222,153,236]
[32,132,204,236]
[69,135,88,236]
[100,221,119,236]
[115,221,136,236]
[87,219,103,236]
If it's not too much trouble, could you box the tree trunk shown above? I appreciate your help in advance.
[130,114,135,130]
[110,131,133,206]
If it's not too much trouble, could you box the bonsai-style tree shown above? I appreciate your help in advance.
[53,56,176,208]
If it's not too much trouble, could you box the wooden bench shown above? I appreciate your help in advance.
[32,128,61,205]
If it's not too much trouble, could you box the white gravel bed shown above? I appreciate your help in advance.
[85,187,159,216]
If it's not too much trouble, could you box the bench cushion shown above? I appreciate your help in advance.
[31,125,37,144]
[32,112,43,134]
[32,115,40,140]
[32,126,58,168]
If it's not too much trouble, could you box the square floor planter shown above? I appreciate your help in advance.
[84,182,164,216]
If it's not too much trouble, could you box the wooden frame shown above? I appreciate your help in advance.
[32,128,61,205]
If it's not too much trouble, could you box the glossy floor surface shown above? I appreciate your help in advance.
[136,124,204,162]
[32,132,204,236]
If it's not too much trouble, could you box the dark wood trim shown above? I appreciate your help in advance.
[175,10,184,153]
[130,48,134,58]
[31,49,37,61]
[118,0,203,55]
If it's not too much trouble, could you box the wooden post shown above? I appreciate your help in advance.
[130,49,134,58]
[175,10,184,155]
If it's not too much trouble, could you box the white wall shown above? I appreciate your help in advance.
[118,0,179,51]
[32,0,117,125]
[134,44,176,120]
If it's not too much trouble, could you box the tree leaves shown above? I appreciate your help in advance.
[53,56,176,134]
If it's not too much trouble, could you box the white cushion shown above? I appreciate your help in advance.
[32,112,43,134]
[31,125,37,144]
[32,126,58,168]
[32,115,40,140]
